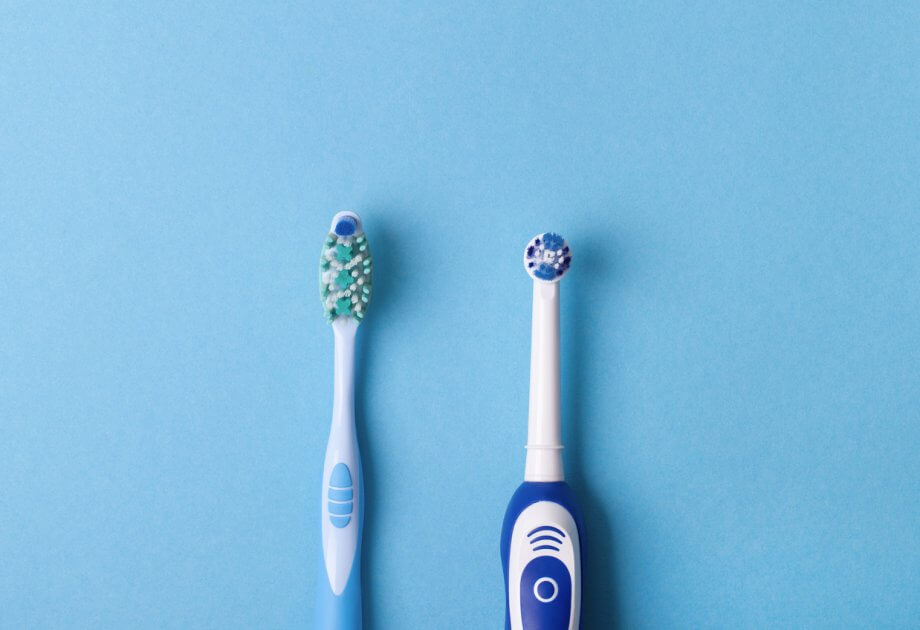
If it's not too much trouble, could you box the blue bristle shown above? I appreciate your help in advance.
[542,232,564,250]
[334,217,357,236]
[535,263,556,280]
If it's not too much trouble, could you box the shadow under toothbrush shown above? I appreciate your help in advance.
[352,215,401,630]
[563,230,626,630]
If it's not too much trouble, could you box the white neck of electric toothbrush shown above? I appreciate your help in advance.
[525,280,564,482]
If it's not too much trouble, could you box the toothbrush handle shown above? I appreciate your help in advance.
[317,438,362,629]
[501,482,584,630]
[318,323,363,629]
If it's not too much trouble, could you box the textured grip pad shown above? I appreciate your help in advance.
[506,500,581,630]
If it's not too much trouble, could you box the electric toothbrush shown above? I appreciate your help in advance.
[501,232,584,630]
[317,211,372,629]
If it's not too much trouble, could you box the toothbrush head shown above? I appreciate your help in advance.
[524,232,571,282]
[319,211,373,323]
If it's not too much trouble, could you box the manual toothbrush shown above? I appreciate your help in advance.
[317,211,372,629]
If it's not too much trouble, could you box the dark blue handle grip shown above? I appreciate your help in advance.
[501,481,584,630]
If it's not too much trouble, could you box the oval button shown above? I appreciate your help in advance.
[329,463,352,488]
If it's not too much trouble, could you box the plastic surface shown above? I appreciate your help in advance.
[509,236,581,628]
[526,280,564,482]
[316,543,362,630]
[524,232,572,483]
[502,482,584,630]
[317,308,363,628]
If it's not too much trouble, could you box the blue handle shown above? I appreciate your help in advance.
[317,456,363,629]
[501,482,584,630]
[316,551,362,630]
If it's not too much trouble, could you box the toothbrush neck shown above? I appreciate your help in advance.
[525,280,564,482]
[332,318,358,426]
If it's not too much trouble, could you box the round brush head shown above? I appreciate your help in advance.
[523,232,572,282]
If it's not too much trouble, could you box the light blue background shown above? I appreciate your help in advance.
[2,2,918,628]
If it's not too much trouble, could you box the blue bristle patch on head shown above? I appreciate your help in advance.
[535,263,557,280]
[334,217,357,236]
[524,231,572,281]
[542,232,564,250]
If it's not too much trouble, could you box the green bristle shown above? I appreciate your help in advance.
[319,227,372,323]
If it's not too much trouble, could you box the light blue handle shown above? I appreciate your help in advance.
[316,457,363,630]
[318,317,363,629]
[316,544,362,630]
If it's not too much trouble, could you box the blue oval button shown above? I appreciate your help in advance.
[329,463,352,488]
[521,556,571,629]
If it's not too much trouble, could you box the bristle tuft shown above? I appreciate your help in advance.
[523,232,572,282]
[319,222,372,323]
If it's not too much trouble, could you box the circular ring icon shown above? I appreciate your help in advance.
[533,577,559,603]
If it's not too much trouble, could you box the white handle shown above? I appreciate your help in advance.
[320,317,362,597]
[525,281,564,482]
